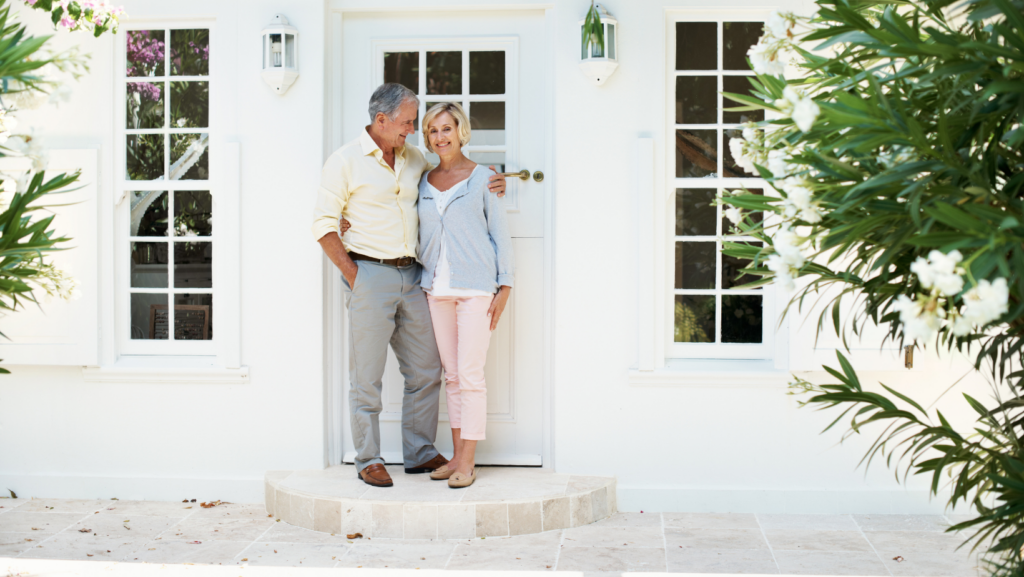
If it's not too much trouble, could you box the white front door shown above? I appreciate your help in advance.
[337,9,547,466]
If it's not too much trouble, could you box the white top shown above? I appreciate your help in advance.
[426,176,494,298]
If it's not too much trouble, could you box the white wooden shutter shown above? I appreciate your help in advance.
[0,149,99,366]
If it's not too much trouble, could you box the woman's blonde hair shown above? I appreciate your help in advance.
[421,102,472,152]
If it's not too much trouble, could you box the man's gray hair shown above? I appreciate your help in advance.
[368,83,419,122]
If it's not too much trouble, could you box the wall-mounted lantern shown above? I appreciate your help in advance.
[261,14,298,94]
[579,4,618,86]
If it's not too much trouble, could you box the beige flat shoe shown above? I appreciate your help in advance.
[448,469,476,488]
[429,464,454,480]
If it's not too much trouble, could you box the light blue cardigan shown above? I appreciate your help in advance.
[417,166,515,293]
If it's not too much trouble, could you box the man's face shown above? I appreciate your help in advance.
[375,99,418,149]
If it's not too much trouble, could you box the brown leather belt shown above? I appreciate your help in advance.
[349,251,416,268]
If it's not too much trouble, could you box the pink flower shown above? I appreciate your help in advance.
[59,15,76,29]
[24,0,39,6]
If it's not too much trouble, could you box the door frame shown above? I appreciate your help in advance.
[322,3,557,470]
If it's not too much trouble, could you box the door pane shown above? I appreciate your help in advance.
[127,30,165,77]
[723,22,763,71]
[131,191,169,237]
[675,189,716,236]
[675,129,717,178]
[427,51,461,95]
[173,295,213,340]
[126,82,164,129]
[675,241,716,289]
[384,52,419,93]
[174,241,212,288]
[675,23,716,70]
[170,29,210,76]
[675,76,717,124]
[170,81,209,128]
[131,293,168,340]
[722,76,764,123]
[127,135,164,181]
[170,133,210,180]
[722,242,763,288]
[175,191,213,237]
[469,101,504,146]
[722,188,763,232]
[470,51,505,94]
[675,295,715,342]
[722,294,762,343]
[131,242,168,288]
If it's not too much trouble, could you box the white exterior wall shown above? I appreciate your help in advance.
[0,0,994,513]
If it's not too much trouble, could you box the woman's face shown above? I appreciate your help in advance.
[427,112,461,156]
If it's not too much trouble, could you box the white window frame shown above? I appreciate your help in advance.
[370,38,522,212]
[664,10,781,361]
[111,18,239,366]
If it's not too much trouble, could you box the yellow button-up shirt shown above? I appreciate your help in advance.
[312,128,430,259]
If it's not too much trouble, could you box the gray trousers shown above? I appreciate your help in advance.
[342,260,443,472]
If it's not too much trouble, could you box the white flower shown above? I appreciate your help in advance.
[773,227,806,268]
[910,250,964,297]
[767,149,796,178]
[725,207,744,225]
[767,10,797,39]
[748,37,787,76]
[5,130,48,172]
[959,278,1010,329]
[766,254,795,292]
[729,137,757,175]
[791,97,820,132]
[742,125,758,142]
[894,294,940,343]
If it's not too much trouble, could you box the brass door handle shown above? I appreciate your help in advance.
[500,169,531,181]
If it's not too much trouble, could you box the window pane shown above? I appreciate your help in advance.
[470,51,505,95]
[174,294,213,340]
[170,29,210,76]
[675,189,716,236]
[468,151,505,174]
[722,294,762,343]
[170,81,209,128]
[469,102,504,146]
[170,133,209,180]
[131,191,168,237]
[723,22,763,71]
[131,293,168,340]
[722,76,764,123]
[675,129,717,178]
[722,242,763,289]
[675,241,716,289]
[131,242,168,288]
[126,82,164,129]
[722,188,763,232]
[675,22,716,70]
[127,135,164,181]
[675,76,717,125]
[175,191,213,237]
[675,295,715,342]
[384,52,419,93]
[174,241,212,288]
[127,30,165,77]
[427,51,461,95]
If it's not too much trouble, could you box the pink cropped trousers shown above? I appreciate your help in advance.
[426,295,493,441]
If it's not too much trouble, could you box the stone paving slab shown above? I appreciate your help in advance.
[0,499,984,575]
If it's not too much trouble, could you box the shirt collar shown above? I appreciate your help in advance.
[360,127,406,161]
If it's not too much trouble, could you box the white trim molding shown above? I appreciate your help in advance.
[82,356,249,384]
[628,359,790,388]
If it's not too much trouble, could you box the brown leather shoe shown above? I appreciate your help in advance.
[357,463,393,487]
[405,454,449,474]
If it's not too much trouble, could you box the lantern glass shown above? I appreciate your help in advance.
[591,33,604,58]
[262,35,267,69]
[270,33,282,67]
[607,24,616,59]
[580,24,587,60]
[285,33,296,68]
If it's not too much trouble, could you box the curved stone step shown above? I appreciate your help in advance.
[265,465,616,539]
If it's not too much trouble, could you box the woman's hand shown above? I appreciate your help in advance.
[487,286,511,331]
[340,218,352,236]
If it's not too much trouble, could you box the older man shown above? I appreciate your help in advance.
[312,83,506,487]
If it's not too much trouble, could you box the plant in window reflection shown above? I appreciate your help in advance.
[0,0,123,372]
[715,0,1024,572]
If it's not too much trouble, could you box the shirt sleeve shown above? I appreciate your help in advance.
[311,151,350,242]
[482,179,515,288]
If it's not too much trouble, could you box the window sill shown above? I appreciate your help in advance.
[628,359,791,388]
[81,357,249,384]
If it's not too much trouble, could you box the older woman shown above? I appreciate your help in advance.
[417,102,514,488]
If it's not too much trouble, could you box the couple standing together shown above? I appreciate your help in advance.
[312,83,514,489]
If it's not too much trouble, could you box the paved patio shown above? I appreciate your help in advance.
[0,498,980,575]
